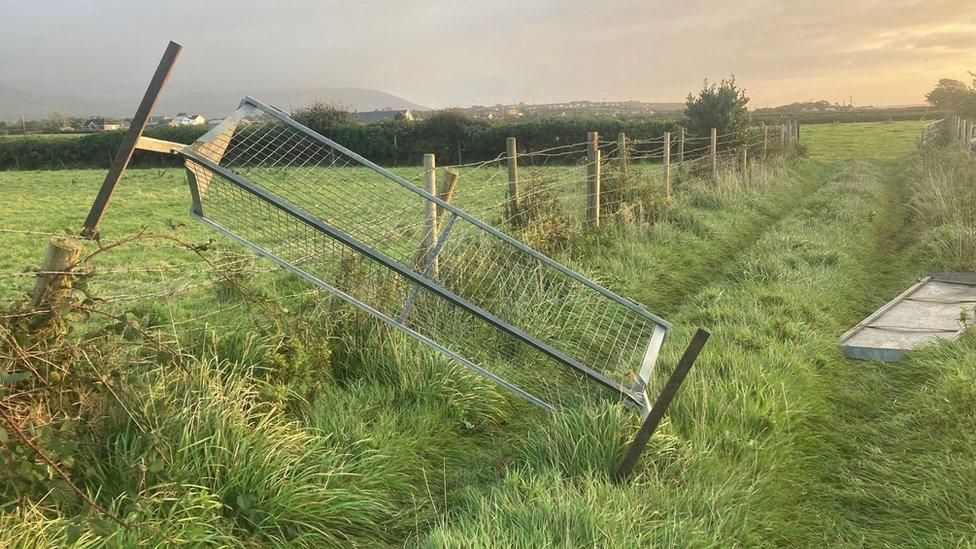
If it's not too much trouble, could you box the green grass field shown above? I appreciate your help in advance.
[800,119,928,160]
[1,121,975,546]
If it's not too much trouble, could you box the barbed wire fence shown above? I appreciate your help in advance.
[420,122,797,234]
[2,121,799,345]
[0,117,800,522]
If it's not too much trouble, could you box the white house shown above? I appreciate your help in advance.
[174,113,206,125]
[148,115,177,127]
[83,118,121,131]
[354,110,415,123]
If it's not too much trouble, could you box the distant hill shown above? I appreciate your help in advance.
[0,85,428,121]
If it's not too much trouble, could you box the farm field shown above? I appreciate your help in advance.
[1,121,975,546]
[800,119,928,160]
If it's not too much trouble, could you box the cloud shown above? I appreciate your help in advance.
[1,0,974,107]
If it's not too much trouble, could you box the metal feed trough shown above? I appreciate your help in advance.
[178,96,671,414]
[840,273,976,362]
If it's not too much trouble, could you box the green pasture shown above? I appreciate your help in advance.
[1,120,975,546]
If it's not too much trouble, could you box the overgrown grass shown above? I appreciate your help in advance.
[3,120,975,546]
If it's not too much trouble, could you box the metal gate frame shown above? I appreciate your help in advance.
[181,96,671,416]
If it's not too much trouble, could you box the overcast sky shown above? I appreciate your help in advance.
[2,0,975,108]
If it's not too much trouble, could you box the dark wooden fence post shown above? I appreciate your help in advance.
[81,41,182,238]
[613,329,710,484]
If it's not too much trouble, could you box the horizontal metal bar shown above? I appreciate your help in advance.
[239,96,671,331]
[634,325,668,393]
[182,150,639,405]
[191,213,556,414]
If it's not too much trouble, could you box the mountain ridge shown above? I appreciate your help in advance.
[0,85,428,121]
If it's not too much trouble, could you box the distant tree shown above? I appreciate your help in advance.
[684,76,750,141]
[421,109,478,143]
[420,109,483,163]
[292,101,354,134]
[925,78,971,111]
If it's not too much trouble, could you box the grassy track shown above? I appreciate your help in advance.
[2,121,975,546]
[423,132,976,546]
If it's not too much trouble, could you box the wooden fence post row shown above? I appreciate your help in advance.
[586,132,601,227]
[501,122,788,230]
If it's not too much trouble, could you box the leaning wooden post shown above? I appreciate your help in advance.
[436,168,459,230]
[81,41,182,238]
[663,131,672,198]
[617,132,628,195]
[422,154,438,276]
[678,127,685,163]
[506,137,520,224]
[613,329,710,484]
[709,128,718,182]
[586,131,601,227]
[31,236,83,315]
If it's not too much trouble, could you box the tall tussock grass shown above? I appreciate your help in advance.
[907,147,976,272]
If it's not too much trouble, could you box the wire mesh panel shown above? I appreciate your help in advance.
[181,97,670,413]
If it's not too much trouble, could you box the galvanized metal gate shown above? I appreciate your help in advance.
[180,97,670,414]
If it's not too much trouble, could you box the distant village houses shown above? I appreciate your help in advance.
[148,113,207,127]
[175,113,206,125]
[83,118,122,131]
[354,109,415,123]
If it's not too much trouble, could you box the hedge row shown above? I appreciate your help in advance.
[0,117,682,170]
[0,125,209,170]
